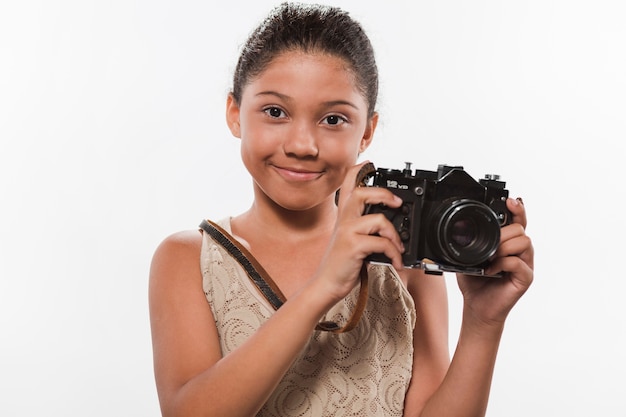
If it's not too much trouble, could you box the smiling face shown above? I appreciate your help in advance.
[227,51,377,212]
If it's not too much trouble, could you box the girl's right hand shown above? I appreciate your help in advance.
[314,162,405,302]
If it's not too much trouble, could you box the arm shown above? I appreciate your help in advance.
[403,197,534,417]
[401,269,451,415]
[149,230,347,417]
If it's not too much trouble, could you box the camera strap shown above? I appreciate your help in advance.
[199,218,369,333]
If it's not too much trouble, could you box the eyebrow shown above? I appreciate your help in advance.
[255,91,361,111]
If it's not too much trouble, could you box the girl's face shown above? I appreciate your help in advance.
[227,51,377,212]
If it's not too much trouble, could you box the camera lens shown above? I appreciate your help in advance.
[450,218,477,247]
[431,199,501,267]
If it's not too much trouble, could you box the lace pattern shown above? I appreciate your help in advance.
[201,218,416,416]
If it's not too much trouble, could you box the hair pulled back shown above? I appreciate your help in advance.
[231,2,378,117]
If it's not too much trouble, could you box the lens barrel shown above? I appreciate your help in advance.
[431,199,501,266]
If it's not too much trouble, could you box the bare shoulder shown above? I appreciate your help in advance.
[152,229,203,261]
[150,230,203,281]
[149,229,206,322]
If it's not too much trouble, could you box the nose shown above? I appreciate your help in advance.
[283,121,319,158]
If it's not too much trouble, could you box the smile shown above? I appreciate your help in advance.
[272,165,323,182]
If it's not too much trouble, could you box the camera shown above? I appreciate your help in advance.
[363,162,511,276]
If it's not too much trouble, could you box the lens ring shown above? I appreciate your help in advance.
[433,199,501,266]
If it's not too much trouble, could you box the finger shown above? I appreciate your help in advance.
[507,197,527,229]
[336,161,372,209]
[365,213,405,253]
[354,234,405,271]
[485,256,534,290]
[340,186,403,220]
[495,235,534,268]
[339,211,405,254]
[499,223,526,243]
[496,233,533,256]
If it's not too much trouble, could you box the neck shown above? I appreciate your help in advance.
[233,187,338,243]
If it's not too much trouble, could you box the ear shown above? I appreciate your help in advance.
[359,112,378,154]
[226,93,242,138]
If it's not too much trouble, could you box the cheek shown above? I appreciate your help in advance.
[324,134,363,163]
[238,128,281,179]
[239,136,264,171]
[239,121,275,156]
[322,142,361,184]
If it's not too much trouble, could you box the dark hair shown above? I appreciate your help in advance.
[231,2,378,117]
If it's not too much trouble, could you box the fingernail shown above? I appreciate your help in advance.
[516,197,524,205]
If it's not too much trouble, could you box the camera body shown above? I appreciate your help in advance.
[364,163,511,276]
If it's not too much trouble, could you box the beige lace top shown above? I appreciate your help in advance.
[201,218,416,416]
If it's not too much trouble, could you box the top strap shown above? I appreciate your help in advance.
[199,219,286,310]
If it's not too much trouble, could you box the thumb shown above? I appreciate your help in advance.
[336,161,375,209]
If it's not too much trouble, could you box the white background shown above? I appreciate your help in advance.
[1,0,625,415]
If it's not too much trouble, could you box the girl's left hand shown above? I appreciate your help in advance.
[457,197,534,327]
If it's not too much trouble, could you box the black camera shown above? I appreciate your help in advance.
[363,162,511,276]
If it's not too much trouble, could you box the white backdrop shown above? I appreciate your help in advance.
[1,0,625,415]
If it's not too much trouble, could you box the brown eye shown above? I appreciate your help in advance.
[326,115,340,125]
[264,107,285,118]
[323,115,346,126]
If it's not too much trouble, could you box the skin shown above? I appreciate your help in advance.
[149,50,534,417]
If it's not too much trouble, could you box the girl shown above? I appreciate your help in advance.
[149,3,534,416]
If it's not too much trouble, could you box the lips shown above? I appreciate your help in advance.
[272,165,323,182]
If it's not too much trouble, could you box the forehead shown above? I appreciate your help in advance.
[266,49,352,72]
[243,50,365,104]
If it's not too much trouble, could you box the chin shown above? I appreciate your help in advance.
[256,181,338,212]
[273,192,334,212]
